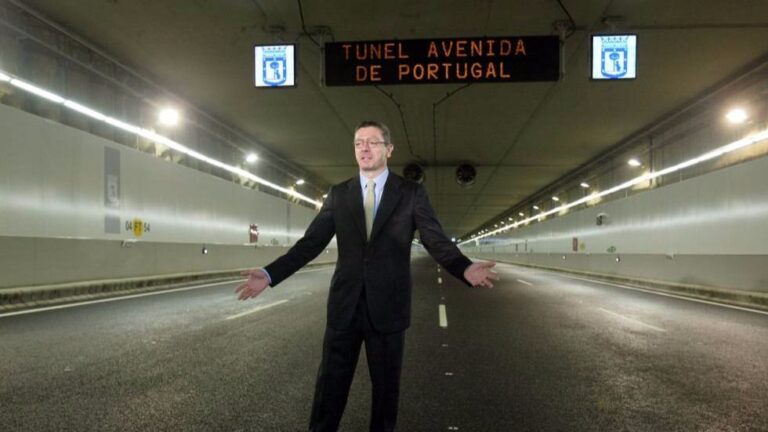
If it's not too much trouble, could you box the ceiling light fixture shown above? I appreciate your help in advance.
[158,107,180,126]
[580,182,590,188]
[725,108,748,124]
[296,179,305,185]
[246,153,259,163]
[628,158,641,167]
[0,69,321,207]
[533,205,540,210]
[518,212,524,217]
[552,196,560,202]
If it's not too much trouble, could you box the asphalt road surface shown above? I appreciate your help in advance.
[1,257,767,431]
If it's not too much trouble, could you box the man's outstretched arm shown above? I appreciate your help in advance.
[236,188,336,300]
[413,184,498,287]
[236,268,271,300]
[463,261,498,287]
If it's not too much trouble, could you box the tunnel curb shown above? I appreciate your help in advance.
[485,259,768,312]
[0,262,336,313]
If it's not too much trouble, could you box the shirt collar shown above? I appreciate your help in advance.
[360,168,389,190]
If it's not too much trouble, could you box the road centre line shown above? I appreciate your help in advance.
[516,278,533,286]
[0,267,332,318]
[439,304,448,328]
[226,299,289,320]
[598,307,666,332]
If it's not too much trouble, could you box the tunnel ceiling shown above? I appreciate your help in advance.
[17,0,768,239]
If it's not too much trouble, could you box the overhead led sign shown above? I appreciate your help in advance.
[254,44,296,88]
[324,36,560,86]
[591,34,637,80]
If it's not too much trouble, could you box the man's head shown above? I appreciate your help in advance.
[354,120,393,177]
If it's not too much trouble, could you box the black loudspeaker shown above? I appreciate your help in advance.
[403,163,425,183]
[455,163,476,187]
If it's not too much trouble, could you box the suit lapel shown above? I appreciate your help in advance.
[345,178,367,241]
[369,174,403,243]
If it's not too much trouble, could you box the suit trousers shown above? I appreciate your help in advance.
[309,292,406,432]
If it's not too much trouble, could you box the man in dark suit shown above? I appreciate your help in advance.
[236,120,498,432]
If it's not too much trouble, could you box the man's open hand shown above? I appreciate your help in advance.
[235,269,270,300]
[463,261,499,288]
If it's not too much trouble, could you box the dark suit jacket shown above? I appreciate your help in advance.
[264,172,472,333]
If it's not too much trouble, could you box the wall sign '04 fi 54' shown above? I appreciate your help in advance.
[324,36,560,86]
[125,218,151,238]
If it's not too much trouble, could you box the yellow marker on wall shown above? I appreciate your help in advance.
[133,218,144,237]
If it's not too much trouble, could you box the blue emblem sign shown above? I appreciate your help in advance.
[254,44,296,88]
[601,36,628,78]
[263,46,287,86]
[591,34,637,80]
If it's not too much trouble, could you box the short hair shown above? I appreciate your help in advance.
[355,120,391,144]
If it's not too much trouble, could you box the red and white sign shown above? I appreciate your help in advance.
[249,224,259,243]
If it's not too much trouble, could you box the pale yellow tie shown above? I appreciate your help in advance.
[364,179,375,239]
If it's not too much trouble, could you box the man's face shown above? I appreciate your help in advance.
[354,126,393,174]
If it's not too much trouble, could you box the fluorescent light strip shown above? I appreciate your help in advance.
[460,128,768,246]
[104,116,141,135]
[0,70,322,207]
[63,100,106,121]
[9,78,64,103]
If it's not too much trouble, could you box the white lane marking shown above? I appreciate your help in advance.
[286,267,332,274]
[444,372,454,376]
[439,304,448,328]
[225,299,289,320]
[516,278,533,286]
[0,266,333,318]
[490,262,768,317]
[0,280,234,318]
[598,307,666,332]
[556,273,768,317]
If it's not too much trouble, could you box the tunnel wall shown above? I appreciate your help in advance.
[0,104,336,288]
[462,152,768,293]
[0,236,337,288]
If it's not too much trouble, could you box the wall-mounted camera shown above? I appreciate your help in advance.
[596,212,609,226]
